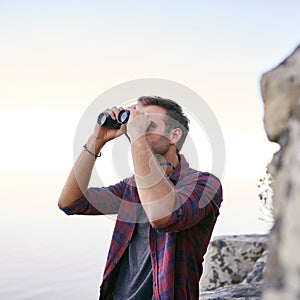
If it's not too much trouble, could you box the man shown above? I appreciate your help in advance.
[58,96,223,300]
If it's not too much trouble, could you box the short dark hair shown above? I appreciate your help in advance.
[138,96,190,153]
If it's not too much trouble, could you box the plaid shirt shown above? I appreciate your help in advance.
[61,155,222,300]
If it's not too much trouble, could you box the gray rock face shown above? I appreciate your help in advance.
[200,283,262,300]
[200,235,268,292]
[261,45,300,142]
[244,250,268,285]
[198,44,300,300]
[260,44,300,300]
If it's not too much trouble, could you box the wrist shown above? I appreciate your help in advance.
[83,144,101,158]
[86,136,105,156]
[128,130,147,145]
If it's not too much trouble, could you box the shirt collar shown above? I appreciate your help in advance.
[168,154,190,185]
[129,154,190,186]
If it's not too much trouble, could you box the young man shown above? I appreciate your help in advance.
[58,96,223,300]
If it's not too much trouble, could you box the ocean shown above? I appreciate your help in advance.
[0,217,115,300]
[0,172,270,299]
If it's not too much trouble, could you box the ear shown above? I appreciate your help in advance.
[169,128,182,145]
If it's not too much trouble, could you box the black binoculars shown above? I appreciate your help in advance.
[97,109,130,129]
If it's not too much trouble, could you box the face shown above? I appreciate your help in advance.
[142,105,171,155]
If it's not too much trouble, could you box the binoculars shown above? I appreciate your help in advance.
[97,109,130,129]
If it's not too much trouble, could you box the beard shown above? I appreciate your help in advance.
[148,135,170,156]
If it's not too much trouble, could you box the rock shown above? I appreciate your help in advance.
[261,45,300,142]
[200,283,262,300]
[200,234,268,292]
[243,250,268,285]
[260,44,300,300]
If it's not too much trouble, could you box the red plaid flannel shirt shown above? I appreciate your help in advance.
[61,155,223,300]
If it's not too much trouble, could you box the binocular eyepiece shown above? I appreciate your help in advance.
[97,109,130,129]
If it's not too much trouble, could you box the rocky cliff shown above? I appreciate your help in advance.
[261,44,300,300]
[200,234,268,299]
[198,44,300,300]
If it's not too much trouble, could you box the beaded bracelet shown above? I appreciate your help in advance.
[83,144,101,158]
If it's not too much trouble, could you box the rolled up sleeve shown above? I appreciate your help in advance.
[60,180,126,216]
[152,173,223,232]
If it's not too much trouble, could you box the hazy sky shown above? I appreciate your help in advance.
[1,0,299,233]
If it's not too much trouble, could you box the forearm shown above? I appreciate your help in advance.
[131,137,175,225]
[58,105,127,210]
[58,136,105,208]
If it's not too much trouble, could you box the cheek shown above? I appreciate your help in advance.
[146,132,166,142]
[145,133,153,143]
[154,136,170,149]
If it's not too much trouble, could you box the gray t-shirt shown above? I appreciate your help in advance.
[112,221,152,300]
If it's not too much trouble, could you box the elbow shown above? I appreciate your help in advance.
[57,200,64,210]
[57,198,65,210]
[57,197,73,215]
[57,194,68,210]
[57,190,78,210]
[149,213,173,230]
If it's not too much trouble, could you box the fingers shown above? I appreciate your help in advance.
[104,106,124,120]
[135,103,145,113]
[127,103,147,120]
[102,103,145,126]
[127,103,144,113]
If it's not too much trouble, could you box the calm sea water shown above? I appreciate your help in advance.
[0,172,270,299]
[0,218,115,300]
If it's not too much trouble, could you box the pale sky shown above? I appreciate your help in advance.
[0,0,299,234]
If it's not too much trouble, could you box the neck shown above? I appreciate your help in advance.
[156,152,179,176]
